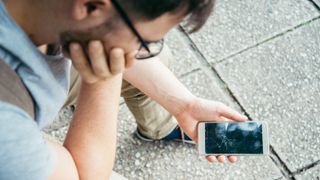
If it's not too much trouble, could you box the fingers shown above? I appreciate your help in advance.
[70,43,98,83]
[216,102,248,122]
[125,50,137,68]
[206,155,238,163]
[109,48,125,75]
[206,156,218,163]
[69,41,134,84]
[88,41,110,78]
[216,155,226,163]
[227,156,237,163]
[212,116,225,122]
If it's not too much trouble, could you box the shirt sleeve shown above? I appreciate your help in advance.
[0,102,53,180]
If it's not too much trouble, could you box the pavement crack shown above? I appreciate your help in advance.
[177,23,302,180]
[214,16,320,65]
[273,178,285,180]
[291,159,320,176]
[179,68,201,78]
[308,0,320,11]
[177,25,254,119]
[269,146,295,180]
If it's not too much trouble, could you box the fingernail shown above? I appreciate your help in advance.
[210,158,217,163]
[222,156,226,161]
[91,41,101,48]
[115,48,124,57]
[70,43,80,50]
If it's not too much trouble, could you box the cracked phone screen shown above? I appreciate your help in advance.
[205,122,263,154]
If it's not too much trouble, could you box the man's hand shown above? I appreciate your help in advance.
[47,41,134,179]
[69,41,136,84]
[174,98,248,163]
[121,54,247,163]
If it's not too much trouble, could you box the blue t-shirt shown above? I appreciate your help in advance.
[0,0,71,179]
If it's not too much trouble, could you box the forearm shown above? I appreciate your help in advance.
[123,58,195,116]
[63,74,122,179]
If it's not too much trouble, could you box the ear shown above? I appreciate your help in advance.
[72,0,111,21]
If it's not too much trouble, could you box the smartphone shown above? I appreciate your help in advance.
[198,121,269,155]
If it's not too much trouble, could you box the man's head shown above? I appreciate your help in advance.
[59,0,215,57]
[5,0,214,57]
[116,0,215,33]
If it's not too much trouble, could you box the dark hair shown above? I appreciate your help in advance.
[118,0,215,33]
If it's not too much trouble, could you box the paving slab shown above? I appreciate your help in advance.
[44,70,284,179]
[165,29,200,77]
[179,70,242,112]
[188,0,319,63]
[114,70,282,179]
[215,19,320,172]
[295,163,320,180]
[114,104,283,180]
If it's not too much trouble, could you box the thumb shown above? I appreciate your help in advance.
[216,103,247,122]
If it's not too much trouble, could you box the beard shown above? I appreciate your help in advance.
[60,31,92,55]
[59,18,118,56]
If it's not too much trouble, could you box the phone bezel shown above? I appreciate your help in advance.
[198,121,269,156]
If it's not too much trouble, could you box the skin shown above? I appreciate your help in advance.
[122,52,248,163]
[3,0,247,179]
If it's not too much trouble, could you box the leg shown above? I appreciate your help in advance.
[121,45,178,139]
[62,65,81,109]
[63,44,178,139]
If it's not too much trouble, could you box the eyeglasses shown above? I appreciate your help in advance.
[111,0,164,60]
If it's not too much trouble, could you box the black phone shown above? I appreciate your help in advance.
[198,121,269,155]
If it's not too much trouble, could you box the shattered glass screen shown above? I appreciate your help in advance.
[205,122,263,154]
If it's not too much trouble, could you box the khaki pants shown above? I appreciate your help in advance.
[62,45,177,139]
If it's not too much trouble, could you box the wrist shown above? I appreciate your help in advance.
[79,74,123,100]
[172,93,197,117]
[81,74,123,88]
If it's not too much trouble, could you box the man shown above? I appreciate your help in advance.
[0,0,247,179]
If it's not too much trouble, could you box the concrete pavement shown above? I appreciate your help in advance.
[44,0,320,179]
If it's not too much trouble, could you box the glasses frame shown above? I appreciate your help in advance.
[111,0,164,60]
